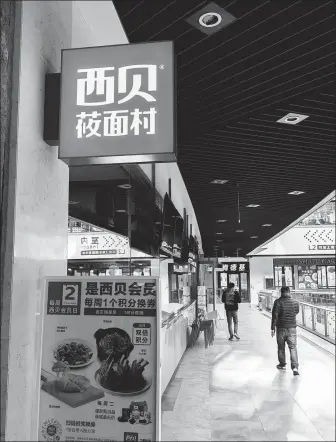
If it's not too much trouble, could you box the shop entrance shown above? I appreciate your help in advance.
[220,272,250,302]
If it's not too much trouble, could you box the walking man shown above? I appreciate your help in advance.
[222,282,241,340]
[271,286,300,376]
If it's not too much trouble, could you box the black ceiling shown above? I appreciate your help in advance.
[113,0,336,257]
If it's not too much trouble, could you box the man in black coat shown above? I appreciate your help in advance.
[271,286,300,376]
[222,282,241,340]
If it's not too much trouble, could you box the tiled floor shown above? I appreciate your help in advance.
[161,304,335,441]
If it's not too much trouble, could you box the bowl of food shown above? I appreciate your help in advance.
[95,353,151,396]
[53,339,95,368]
[94,328,134,363]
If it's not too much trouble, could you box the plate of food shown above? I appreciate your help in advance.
[53,339,95,369]
[94,328,134,363]
[95,354,151,396]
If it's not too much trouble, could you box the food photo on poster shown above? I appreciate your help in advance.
[37,277,159,442]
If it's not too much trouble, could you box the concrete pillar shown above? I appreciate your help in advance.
[2,2,71,440]
[1,2,130,439]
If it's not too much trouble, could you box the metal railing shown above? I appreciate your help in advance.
[258,289,335,344]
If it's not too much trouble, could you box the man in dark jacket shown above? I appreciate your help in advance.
[271,286,300,376]
[222,282,241,341]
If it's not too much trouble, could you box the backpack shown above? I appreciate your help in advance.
[222,289,236,305]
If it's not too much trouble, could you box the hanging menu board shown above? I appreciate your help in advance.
[37,277,160,442]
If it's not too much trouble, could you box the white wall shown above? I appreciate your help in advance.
[71,1,128,48]
[249,257,274,306]
[4,2,131,440]
[253,225,335,257]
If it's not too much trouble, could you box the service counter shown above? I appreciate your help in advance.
[160,301,196,394]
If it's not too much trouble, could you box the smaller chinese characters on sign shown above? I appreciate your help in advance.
[79,234,128,256]
[222,262,249,273]
[83,281,157,317]
[76,108,157,139]
[317,245,335,251]
[47,282,81,315]
[132,323,151,346]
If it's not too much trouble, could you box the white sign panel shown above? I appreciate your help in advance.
[68,233,129,260]
[68,233,151,260]
[256,226,335,256]
[37,277,160,442]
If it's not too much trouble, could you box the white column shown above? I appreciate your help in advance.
[4,1,129,440]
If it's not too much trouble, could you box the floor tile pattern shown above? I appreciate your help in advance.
[161,304,335,441]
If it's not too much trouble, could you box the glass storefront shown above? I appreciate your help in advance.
[68,259,158,277]
[219,262,250,302]
[168,263,193,304]
[273,259,335,290]
[298,199,335,226]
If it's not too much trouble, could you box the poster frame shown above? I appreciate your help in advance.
[33,276,161,442]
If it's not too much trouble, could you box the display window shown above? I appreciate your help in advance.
[317,265,336,288]
[68,259,152,277]
[297,265,318,290]
[273,265,294,288]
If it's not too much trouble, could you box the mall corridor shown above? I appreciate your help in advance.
[161,304,335,442]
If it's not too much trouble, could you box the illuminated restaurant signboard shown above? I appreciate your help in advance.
[59,42,176,166]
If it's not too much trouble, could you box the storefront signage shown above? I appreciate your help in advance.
[255,226,335,256]
[68,233,130,260]
[59,42,175,166]
[274,257,335,266]
[222,262,249,273]
[37,277,160,442]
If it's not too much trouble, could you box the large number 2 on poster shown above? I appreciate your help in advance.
[62,284,79,306]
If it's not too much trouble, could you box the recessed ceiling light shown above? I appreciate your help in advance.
[215,232,223,235]
[262,224,272,227]
[277,113,309,125]
[288,191,305,195]
[236,230,244,233]
[118,183,132,189]
[246,204,260,208]
[216,219,227,223]
[115,209,126,213]
[211,179,228,185]
[186,3,236,36]
[199,12,222,27]
[250,236,259,239]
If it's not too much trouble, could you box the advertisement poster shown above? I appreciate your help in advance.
[298,265,318,290]
[37,277,160,442]
[197,286,207,313]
